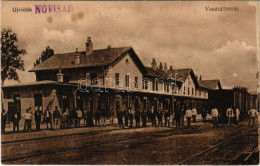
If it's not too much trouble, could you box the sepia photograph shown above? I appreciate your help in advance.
[1,0,259,165]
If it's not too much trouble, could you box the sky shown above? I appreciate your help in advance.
[1,1,259,91]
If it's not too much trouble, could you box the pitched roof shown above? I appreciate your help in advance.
[1,80,77,88]
[199,79,222,90]
[144,67,169,79]
[167,68,192,81]
[167,68,201,88]
[29,47,132,72]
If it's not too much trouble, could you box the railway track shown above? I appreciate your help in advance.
[2,125,211,163]
[2,124,255,164]
[175,126,258,165]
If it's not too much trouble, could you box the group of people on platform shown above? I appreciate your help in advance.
[1,104,258,134]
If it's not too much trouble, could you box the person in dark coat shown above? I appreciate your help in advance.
[44,109,53,130]
[1,109,7,133]
[124,109,129,127]
[175,108,181,128]
[201,108,207,123]
[13,111,21,132]
[94,110,100,127]
[53,106,61,130]
[117,108,123,128]
[129,108,134,128]
[157,109,163,127]
[34,106,42,131]
[164,109,170,127]
[142,109,147,127]
[147,109,151,122]
[135,109,141,127]
[87,108,94,127]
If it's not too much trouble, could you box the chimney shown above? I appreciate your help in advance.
[57,68,64,82]
[151,58,157,70]
[199,75,202,81]
[169,65,173,70]
[86,36,93,56]
[159,62,163,70]
[74,48,80,65]
[164,62,167,72]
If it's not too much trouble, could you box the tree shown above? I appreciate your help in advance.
[1,28,26,85]
[34,46,54,67]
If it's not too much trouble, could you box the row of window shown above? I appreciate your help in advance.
[90,73,207,97]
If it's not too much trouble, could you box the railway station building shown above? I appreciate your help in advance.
[2,37,257,123]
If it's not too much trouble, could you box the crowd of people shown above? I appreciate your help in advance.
[1,105,258,134]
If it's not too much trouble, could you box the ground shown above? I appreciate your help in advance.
[1,119,259,165]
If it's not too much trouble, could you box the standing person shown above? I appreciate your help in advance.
[135,109,140,128]
[53,106,61,130]
[192,107,197,123]
[110,108,114,126]
[226,106,234,127]
[76,108,82,127]
[124,108,129,127]
[61,109,68,129]
[44,109,52,130]
[100,109,106,127]
[1,109,7,134]
[94,110,100,127]
[211,107,219,128]
[129,108,134,128]
[147,109,151,122]
[12,111,21,132]
[34,106,42,131]
[201,107,207,123]
[180,105,185,126]
[142,109,147,127]
[87,108,94,127]
[151,106,157,127]
[157,109,163,127]
[235,108,240,125]
[248,107,258,127]
[83,107,87,126]
[164,109,170,127]
[117,108,123,128]
[23,109,33,131]
[175,107,181,128]
[185,107,192,127]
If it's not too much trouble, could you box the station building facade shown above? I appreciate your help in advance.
[1,37,236,122]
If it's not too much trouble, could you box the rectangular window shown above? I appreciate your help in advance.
[195,90,197,96]
[183,86,186,95]
[156,81,158,91]
[145,80,148,90]
[192,88,194,96]
[166,83,169,93]
[142,79,148,90]
[135,77,138,88]
[204,92,207,97]
[115,73,119,86]
[90,73,98,85]
[125,75,129,87]
[152,81,155,91]
[188,87,190,95]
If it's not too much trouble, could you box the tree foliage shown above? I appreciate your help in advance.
[1,28,26,85]
[34,46,54,67]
